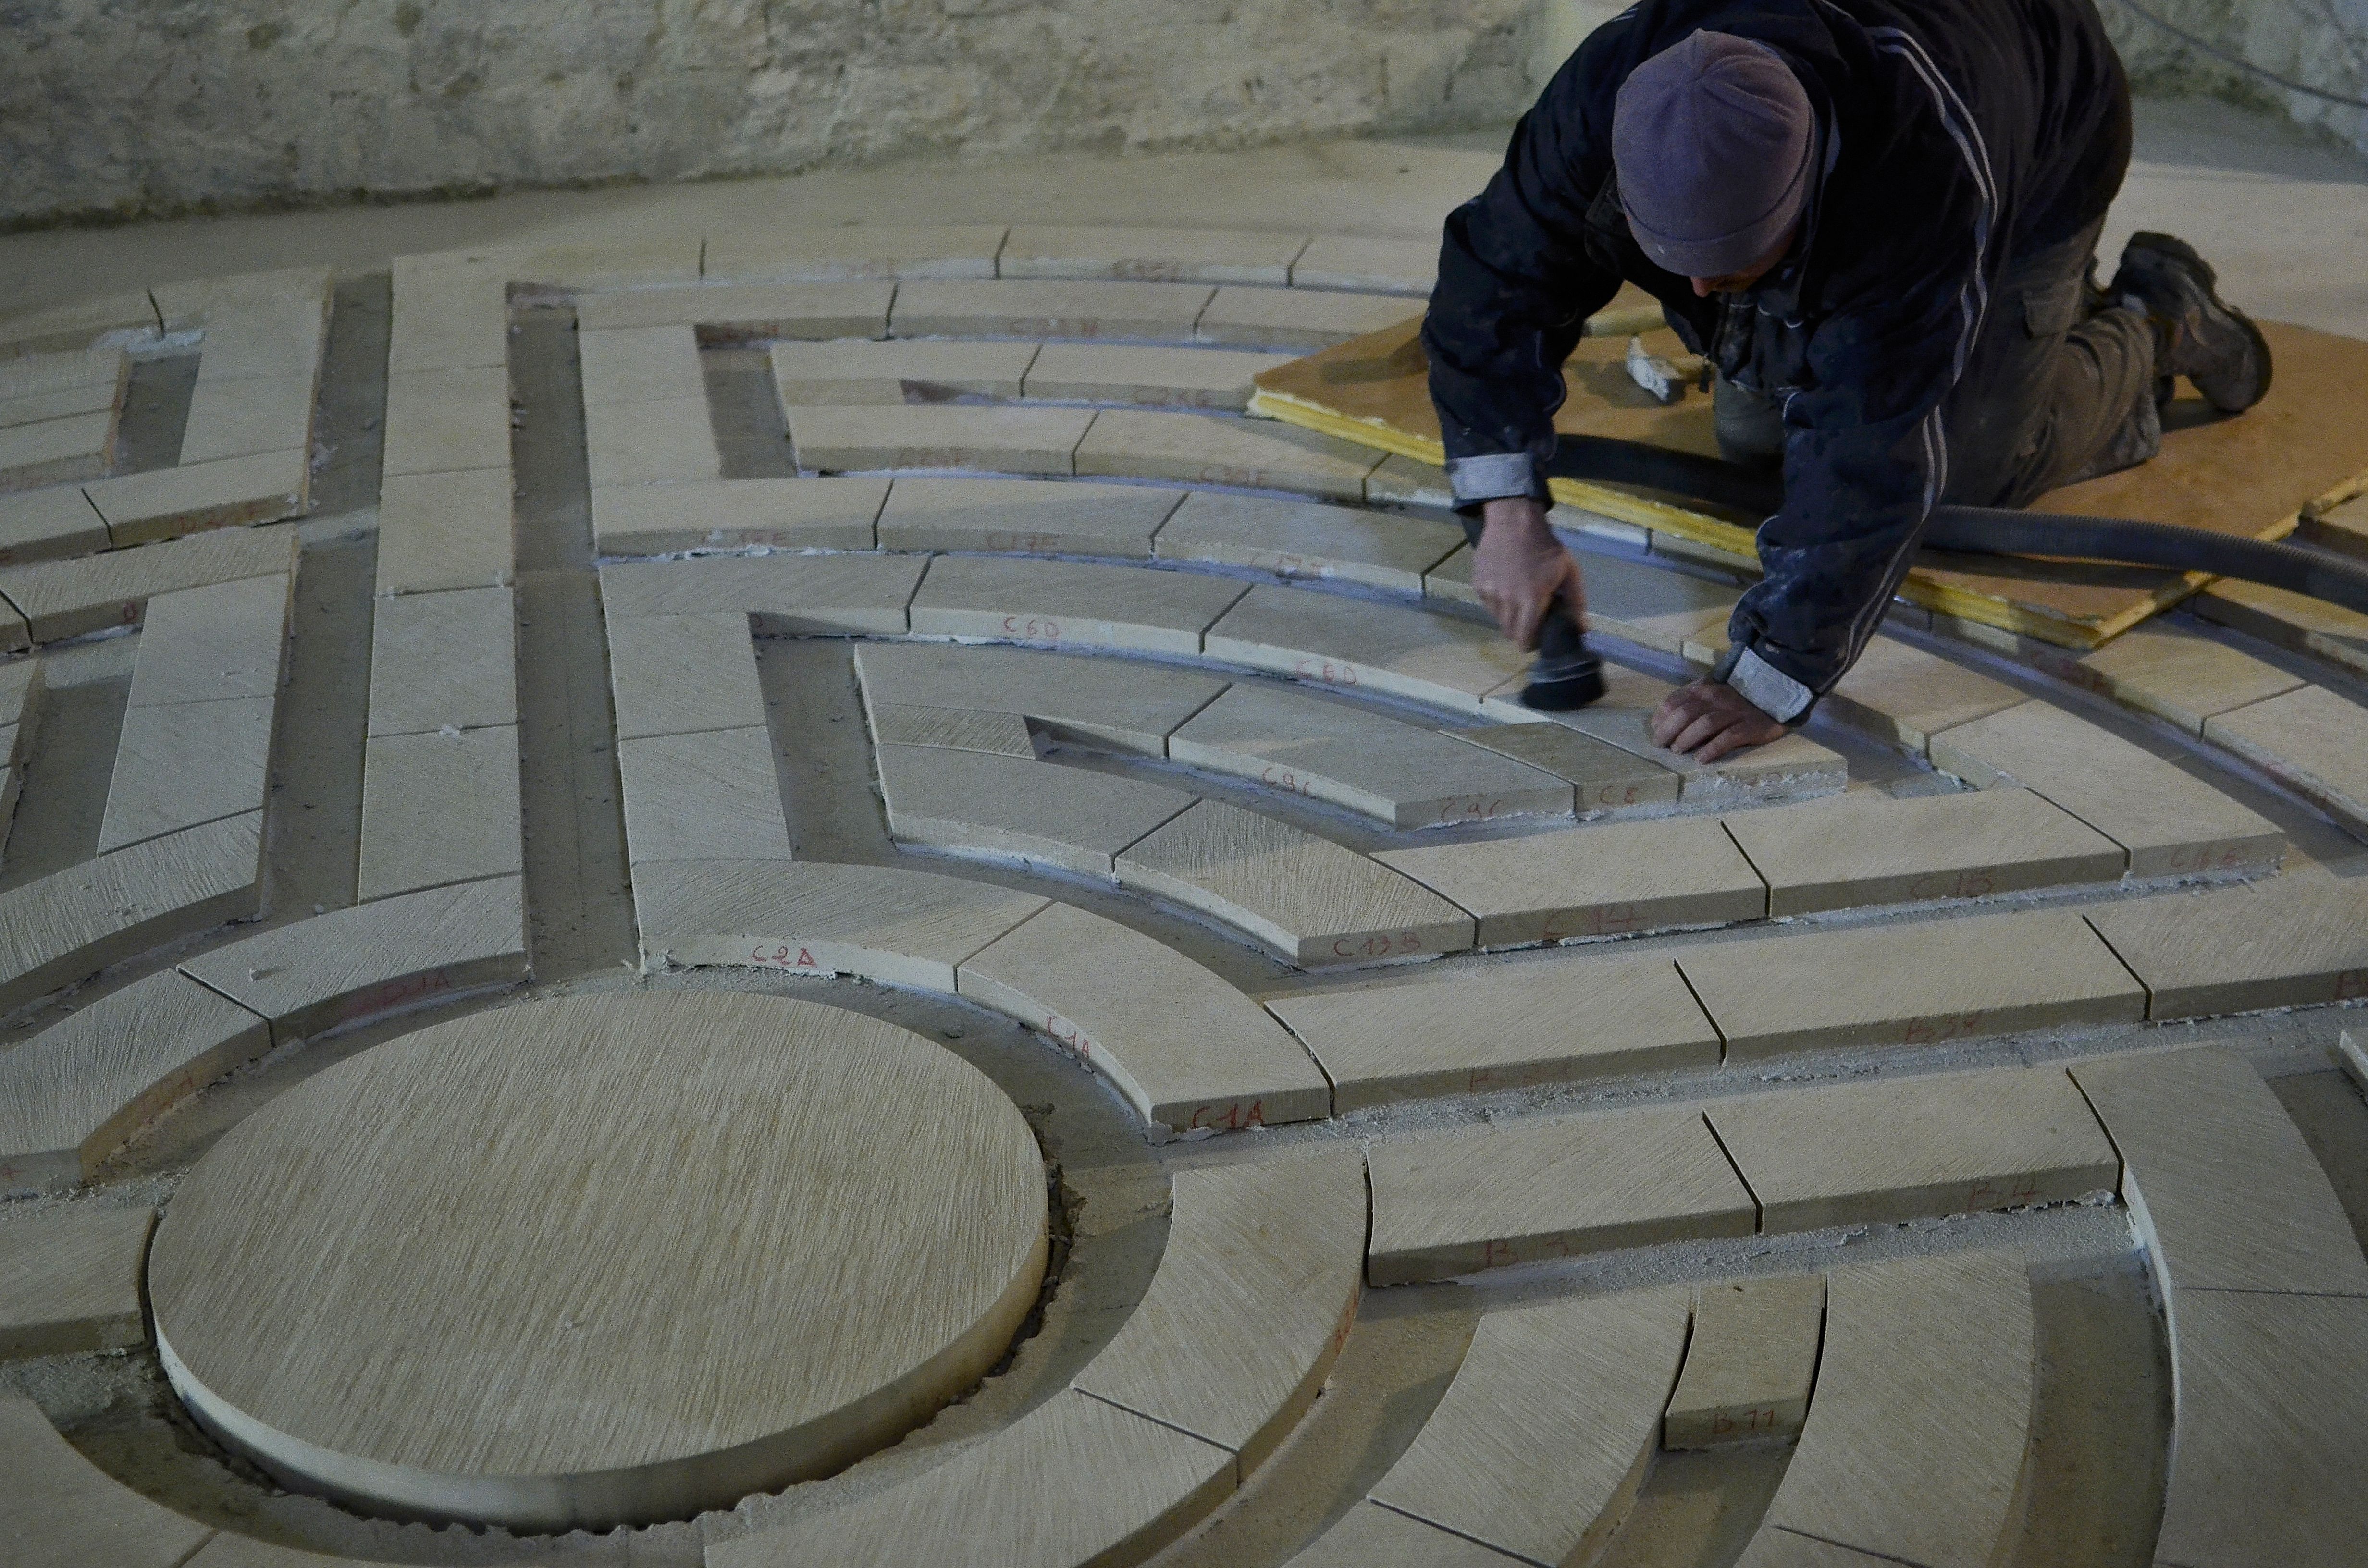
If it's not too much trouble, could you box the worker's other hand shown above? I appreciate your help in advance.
[1651,679,1788,762]
[1474,497,1585,650]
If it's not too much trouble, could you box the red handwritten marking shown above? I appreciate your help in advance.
[1043,1013,1096,1060]
[1710,1407,1780,1436]
[748,943,823,970]
[1331,930,1424,959]
[2162,843,2250,874]
[1000,614,1062,640]
[1186,1100,1266,1132]
[1591,783,1644,808]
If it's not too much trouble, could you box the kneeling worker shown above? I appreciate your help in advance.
[1426,0,2271,760]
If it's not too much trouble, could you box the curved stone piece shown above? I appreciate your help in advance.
[1204,581,1529,713]
[854,640,1228,755]
[788,403,1094,477]
[908,553,1249,657]
[877,744,1194,875]
[596,551,924,631]
[1194,286,1417,350]
[0,1394,215,1567]
[1024,343,1291,411]
[876,478,1183,557]
[888,278,1214,340]
[2084,873,2368,1018]
[0,1204,154,1357]
[1149,490,1463,592]
[590,475,888,556]
[702,224,1008,283]
[1074,409,1382,499]
[999,225,1310,285]
[1289,235,1436,295]
[2205,683,2368,838]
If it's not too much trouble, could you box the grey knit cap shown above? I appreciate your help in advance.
[1612,31,1815,278]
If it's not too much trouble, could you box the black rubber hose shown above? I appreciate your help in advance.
[1924,505,2368,618]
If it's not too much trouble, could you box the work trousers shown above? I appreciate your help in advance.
[1714,218,2161,506]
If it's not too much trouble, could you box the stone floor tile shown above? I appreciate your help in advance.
[1366,1105,1757,1284]
[0,1394,216,1567]
[999,225,1310,284]
[0,378,126,429]
[574,279,895,338]
[605,610,764,740]
[1503,674,1850,805]
[1676,908,2145,1059]
[186,1538,419,1568]
[376,467,514,594]
[597,551,923,631]
[0,1205,154,1356]
[875,476,1181,556]
[787,403,1093,476]
[1376,814,1765,948]
[869,703,1037,756]
[1288,1501,1529,1567]
[1022,343,1293,410]
[2083,872,2368,1017]
[1821,635,2025,752]
[888,278,1215,339]
[126,573,290,709]
[700,222,1009,282]
[367,586,517,737]
[633,858,1047,991]
[358,726,524,902]
[0,658,40,752]
[1450,721,1685,815]
[956,900,1331,1132]
[0,969,270,1190]
[771,338,1038,404]
[0,345,130,402]
[382,367,510,478]
[1288,235,1437,294]
[495,240,702,290]
[590,476,886,556]
[0,483,108,566]
[1117,799,1476,964]
[1664,1274,1825,1449]
[0,523,296,644]
[1442,547,1740,662]
[1362,452,1457,510]
[84,448,309,546]
[878,743,1192,874]
[2071,1046,2368,1296]
[1195,286,1419,349]
[1720,786,2125,916]
[1927,699,2286,877]
[615,725,792,865]
[1076,1148,1363,1470]
[852,640,1227,753]
[2076,622,2305,734]
[99,696,274,853]
[178,373,315,465]
[1751,1251,2035,1568]
[1150,490,1462,592]
[1704,1064,2121,1231]
[1204,581,1531,712]
[150,266,331,332]
[1270,945,1722,1109]
[190,310,328,388]
[388,263,508,372]
[0,408,114,490]
[583,395,722,489]
[907,553,1248,656]
[2193,576,2368,679]
[576,324,708,408]
[0,291,158,356]
[1073,409,1383,499]
[2204,683,2368,833]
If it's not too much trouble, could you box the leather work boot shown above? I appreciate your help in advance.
[2110,232,2273,414]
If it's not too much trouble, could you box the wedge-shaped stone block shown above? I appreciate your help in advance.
[1665,1274,1825,1449]
[2205,684,2368,834]
[181,874,528,1043]
[1929,699,2285,877]
[1451,721,1684,815]
[1722,786,2124,915]
[576,324,707,408]
[83,448,309,547]
[633,859,1047,991]
[701,223,1008,282]
[0,409,112,490]
[854,640,1227,754]
[1206,582,1530,712]
[376,467,513,594]
[604,610,764,740]
[2194,576,2368,680]
[0,1394,216,1567]
[1271,947,1720,1109]
[708,1389,1232,1568]
[2075,622,2304,735]
[590,476,885,556]
[876,477,1181,557]
[1516,687,1849,805]
[574,280,894,338]
[1074,409,1382,500]
[1366,1105,1757,1284]
[127,574,290,710]
[2083,873,2368,1017]
[1023,343,1292,411]
[584,395,722,489]
[787,403,1093,476]
[616,725,791,865]
[869,704,1036,755]
[1196,286,1418,349]
[0,521,296,643]
[1117,800,1476,965]
[2071,1046,2368,1296]
[1170,683,1572,827]
[1706,1064,2121,1232]
[598,551,923,631]
[958,901,1331,1132]
[889,278,1214,340]
[1677,907,2146,1059]
[1289,235,1437,294]
[382,367,510,478]
[99,696,274,853]
[1076,1148,1363,1471]
[178,373,315,465]
[1368,1286,1690,1564]
[1000,226,1308,284]
[1822,634,2024,752]
[1288,1501,1528,1567]
[878,744,1192,874]
[387,263,507,372]
[0,1205,154,1356]
[367,585,516,736]
[0,483,108,566]
[1378,815,1764,947]
[1151,490,1462,592]
[0,969,270,1191]
[771,338,1037,404]
[908,553,1247,657]
[359,726,524,901]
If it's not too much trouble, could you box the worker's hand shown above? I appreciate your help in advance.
[1473,497,1585,650]
[1651,679,1788,762]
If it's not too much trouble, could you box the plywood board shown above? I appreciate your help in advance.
[1204,581,1531,713]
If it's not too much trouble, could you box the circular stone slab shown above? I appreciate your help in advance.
[148,992,1047,1532]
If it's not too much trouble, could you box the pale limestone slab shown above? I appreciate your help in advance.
[1287,1501,1528,1568]
[1502,548,1739,662]
[382,367,510,477]
[126,573,290,709]
[156,265,330,334]
[0,482,108,565]
[1195,286,1419,349]
[375,466,513,595]
[615,725,792,865]
[0,291,158,355]
[701,223,1009,282]
[1365,1106,1757,1284]
[852,640,1228,754]
[999,226,1309,285]
[710,1388,1233,1568]
[179,875,528,1042]
[0,377,126,429]
[907,553,1248,657]
[187,1539,417,1568]
[573,279,895,337]
[869,704,1037,756]
[2074,623,2305,735]
[1451,721,1685,815]
[0,521,296,643]
[358,726,524,902]
[590,476,886,555]
[98,696,275,853]
[888,278,1215,340]
[0,969,270,1190]
[481,239,702,289]
[604,610,765,740]
[877,743,1193,874]
[0,1205,154,1356]
[2083,873,2368,1017]
[787,403,1093,476]
[575,323,708,408]
[1117,800,1476,964]
[190,310,328,387]
[1073,409,1383,499]
[1665,1274,1826,1449]
[1023,343,1293,410]
[0,408,113,490]
[958,899,1332,1131]
[1269,946,1721,1110]
[770,338,1038,404]
[597,551,923,631]
[1289,235,1437,294]
[0,1394,216,1567]
[1928,699,2286,877]
[2071,1046,2368,1296]
[1509,683,1850,805]
[1377,814,1765,948]
[875,476,1182,557]
[0,658,41,747]
[1150,490,1462,592]
[1076,1147,1363,1469]
[1205,582,1531,712]
[632,858,1047,990]
[387,263,508,372]
[1363,452,1457,510]
[1706,1064,2121,1232]
[366,585,517,736]
[84,448,309,546]
[2194,576,2368,680]
[584,395,723,489]
[1369,1286,1690,1565]
[0,345,130,401]
[1168,683,1572,827]
[1753,1250,2035,1568]
[1822,634,2025,752]
[178,373,315,465]
[2204,684,2368,834]
[1734,1531,1900,1568]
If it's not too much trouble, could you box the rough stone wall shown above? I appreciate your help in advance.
[0,0,1545,226]
[2100,0,2368,157]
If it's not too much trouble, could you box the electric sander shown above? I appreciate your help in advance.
[1460,517,1606,710]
